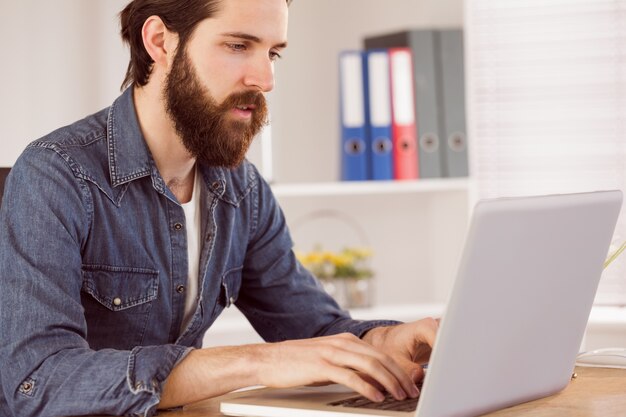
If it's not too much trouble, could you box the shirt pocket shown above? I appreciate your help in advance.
[81,265,159,350]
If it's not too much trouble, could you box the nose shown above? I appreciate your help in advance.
[243,54,275,93]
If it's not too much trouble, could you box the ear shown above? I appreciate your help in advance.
[141,15,179,69]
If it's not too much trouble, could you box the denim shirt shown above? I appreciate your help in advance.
[0,88,395,417]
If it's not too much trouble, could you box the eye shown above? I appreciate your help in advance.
[269,50,282,61]
[227,43,247,52]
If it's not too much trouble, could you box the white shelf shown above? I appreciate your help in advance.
[207,303,626,334]
[202,303,446,347]
[588,306,626,329]
[271,178,470,198]
[202,304,626,348]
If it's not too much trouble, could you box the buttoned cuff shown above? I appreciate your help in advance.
[329,319,403,339]
[127,345,193,416]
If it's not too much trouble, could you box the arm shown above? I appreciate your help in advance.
[159,318,440,408]
[159,333,422,409]
[0,146,189,417]
[158,166,437,408]
[235,168,396,340]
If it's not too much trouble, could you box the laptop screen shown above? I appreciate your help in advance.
[0,167,10,207]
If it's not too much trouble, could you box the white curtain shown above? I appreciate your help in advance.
[466,0,626,305]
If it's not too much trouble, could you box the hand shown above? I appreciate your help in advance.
[159,323,437,410]
[361,317,440,383]
[256,333,421,402]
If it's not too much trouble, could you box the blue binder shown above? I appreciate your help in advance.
[365,49,394,181]
[339,51,369,181]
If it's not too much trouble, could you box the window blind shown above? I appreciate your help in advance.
[465,0,626,305]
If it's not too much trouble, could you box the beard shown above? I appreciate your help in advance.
[164,46,269,168]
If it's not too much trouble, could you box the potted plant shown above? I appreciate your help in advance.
[296,246,374,309]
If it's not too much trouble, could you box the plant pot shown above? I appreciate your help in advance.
[320,277,373,309]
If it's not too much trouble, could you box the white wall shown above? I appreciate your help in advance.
[0,0,129,166]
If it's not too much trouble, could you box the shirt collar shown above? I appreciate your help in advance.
[105,87,257,206]
[106,87,153,187]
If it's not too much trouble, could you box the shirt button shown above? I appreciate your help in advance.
[176,285,185,294]
[20,381,33,393]
[113,297,122,306]
[229,296,236,305]
[174,223,183,231]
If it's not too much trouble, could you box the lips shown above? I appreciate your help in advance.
[232,104,255,119]
[223,90,266,121]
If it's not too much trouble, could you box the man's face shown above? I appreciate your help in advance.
[164,0,288,168]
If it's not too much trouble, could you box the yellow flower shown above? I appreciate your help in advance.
[332,254,352,268]
[295,246,373,280]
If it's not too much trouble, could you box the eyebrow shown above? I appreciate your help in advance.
[220,32,288,49]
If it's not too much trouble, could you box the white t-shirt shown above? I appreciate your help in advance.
[180,168,202,332]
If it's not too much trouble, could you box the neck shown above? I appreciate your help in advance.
[133,82,196,203]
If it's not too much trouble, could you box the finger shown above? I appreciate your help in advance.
[306,381,335,387]
[395,358,425,383]
[325,344,419,400]
[411,343,434,364]
[327,335,420,398]
[356,371,385,392]
[415,317,439,348]
[324,366,386,403]
[328,334,418,389]
[401,319,439,365]
[327,347,407,399]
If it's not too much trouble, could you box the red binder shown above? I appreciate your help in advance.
[389,47,419,180]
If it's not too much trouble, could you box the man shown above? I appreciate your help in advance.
[0,0,439,416]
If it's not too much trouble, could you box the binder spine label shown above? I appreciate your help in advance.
[390,50,416,126]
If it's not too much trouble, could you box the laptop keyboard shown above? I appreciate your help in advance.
[328,389,421,413]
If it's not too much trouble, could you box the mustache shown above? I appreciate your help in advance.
[219,90,267,111]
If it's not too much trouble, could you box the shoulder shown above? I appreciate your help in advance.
[25,107,111,181]
[30,107,108,150]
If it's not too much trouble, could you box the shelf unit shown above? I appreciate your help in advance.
[269,0,464,184]
[248,0,470,308]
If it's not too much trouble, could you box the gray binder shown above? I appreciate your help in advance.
[364,30,444,179]
[364,29,469,178]
[439,30,469,177]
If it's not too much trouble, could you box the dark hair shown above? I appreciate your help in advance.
[119,0,293,90]
[119,0,220,90]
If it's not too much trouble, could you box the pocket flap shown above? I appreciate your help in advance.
[82,265,159,311]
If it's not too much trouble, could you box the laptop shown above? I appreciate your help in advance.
[220,190,623,417]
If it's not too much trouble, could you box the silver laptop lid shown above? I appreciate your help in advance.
[417,190,622,417]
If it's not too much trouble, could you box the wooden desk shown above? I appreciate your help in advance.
[162,367,626,417]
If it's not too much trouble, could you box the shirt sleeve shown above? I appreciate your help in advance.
[0,146,191,417]
[235,166,400,342]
